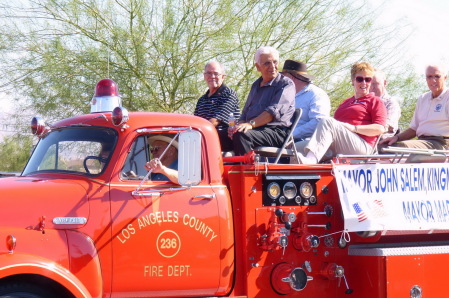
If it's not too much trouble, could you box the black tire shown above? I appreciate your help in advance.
[0,282,61,298]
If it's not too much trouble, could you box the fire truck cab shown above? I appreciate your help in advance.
[0,80,447,298]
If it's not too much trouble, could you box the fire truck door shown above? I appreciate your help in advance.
[110,133,222,297]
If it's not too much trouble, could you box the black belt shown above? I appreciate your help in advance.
[419,136,449,140]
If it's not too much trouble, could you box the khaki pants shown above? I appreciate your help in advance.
[379,136,449,152]
[295,117,372,162]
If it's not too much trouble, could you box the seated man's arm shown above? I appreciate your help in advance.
[145,159,179,184]
[209,118,220,127]
[159,167,179,184]
[235,111,274,133]
[253,111,274,126]
[380,127,417,145]
[265,85,296,125]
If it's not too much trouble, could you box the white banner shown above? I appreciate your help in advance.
[334,163,449,232]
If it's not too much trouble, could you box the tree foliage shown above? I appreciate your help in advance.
[0,0,418,123]
[0,134,33,172]
[386,64,428,130]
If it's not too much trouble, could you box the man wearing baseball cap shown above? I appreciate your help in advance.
[281,60,330,141]
[144,135,178,184]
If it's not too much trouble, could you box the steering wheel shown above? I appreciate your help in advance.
[83,156,104,174]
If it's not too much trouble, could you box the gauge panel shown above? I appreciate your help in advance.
[262,174,320,206]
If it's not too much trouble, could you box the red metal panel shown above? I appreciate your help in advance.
[386,253,449,297]
[346,255,386,297]
[347,248,449,297]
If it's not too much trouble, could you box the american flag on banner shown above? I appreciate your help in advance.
[352,203,368,222]
[371,199,387,218]
[373,199,383,207]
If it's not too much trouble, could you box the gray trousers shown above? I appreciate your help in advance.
[295,117,372,162]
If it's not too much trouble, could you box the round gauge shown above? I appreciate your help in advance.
[267,182,281,200]
[279,196,286,205]
[283,182,297,199]
[300,182,313,199]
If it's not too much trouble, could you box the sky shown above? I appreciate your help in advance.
[368,0,449,72]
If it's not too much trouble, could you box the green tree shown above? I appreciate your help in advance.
[386,65,428,130]
[0,134,33,172]
[0,0,414,122]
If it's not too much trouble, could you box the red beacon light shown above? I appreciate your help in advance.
[112,106,129,127]
[31,116,47,137]
[90,79,122,113]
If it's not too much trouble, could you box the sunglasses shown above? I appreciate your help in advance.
[355,76,372,83]
[150,146,162,154]
[426,75,442,80]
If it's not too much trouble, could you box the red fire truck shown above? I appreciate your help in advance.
[0,79,446,298]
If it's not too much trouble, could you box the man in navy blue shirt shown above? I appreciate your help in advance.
[232,46,295,155]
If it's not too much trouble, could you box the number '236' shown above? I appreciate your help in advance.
[160,238,177,249]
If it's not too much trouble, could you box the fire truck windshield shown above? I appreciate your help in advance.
[22,127,118,176]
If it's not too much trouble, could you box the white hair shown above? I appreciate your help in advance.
[204,60,225,74]
[373,68,386,80]
[254,46,279,64]
[425,63,448,76]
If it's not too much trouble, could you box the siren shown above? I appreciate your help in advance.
[90,79,122,113]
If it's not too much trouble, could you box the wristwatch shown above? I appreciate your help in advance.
[249,120,256,128]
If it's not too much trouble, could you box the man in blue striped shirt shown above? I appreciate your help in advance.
[194,60,240,151]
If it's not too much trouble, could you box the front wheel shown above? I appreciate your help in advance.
[0,282,63,298]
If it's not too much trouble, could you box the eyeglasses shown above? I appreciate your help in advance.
[204,72,222,77]
[262,60,279,67]
[355,76,372,83]
[150,146,162,154]
[426,75,442,80]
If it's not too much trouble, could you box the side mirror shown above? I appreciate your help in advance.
[178,130,202,186]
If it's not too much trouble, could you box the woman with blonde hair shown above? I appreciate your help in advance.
[296,61,387,164]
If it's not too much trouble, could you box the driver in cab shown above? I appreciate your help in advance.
[144,135,179,184]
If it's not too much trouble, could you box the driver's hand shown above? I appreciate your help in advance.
[145,158,165,173]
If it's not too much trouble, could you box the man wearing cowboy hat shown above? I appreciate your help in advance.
[281,60,330,141]
[144,135,179,184]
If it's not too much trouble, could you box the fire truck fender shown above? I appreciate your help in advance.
[65,230,103,298]
[0,253,92,298]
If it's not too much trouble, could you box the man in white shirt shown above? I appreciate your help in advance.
[380,64,449,150]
